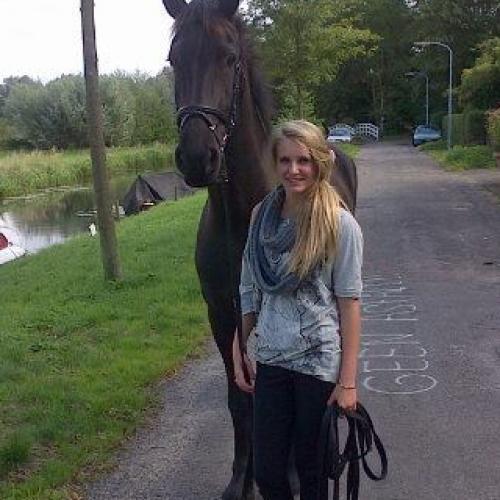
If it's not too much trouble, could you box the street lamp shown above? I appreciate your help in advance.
[405,71,429,126]
[414,41,453,149]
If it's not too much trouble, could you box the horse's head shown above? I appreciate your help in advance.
[162,0,243,187]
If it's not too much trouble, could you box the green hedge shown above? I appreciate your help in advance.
[442,113,465,146]
[442,109,487,146]
[464,109,487,145]
[430,111,446,130]
[487,108,500,152]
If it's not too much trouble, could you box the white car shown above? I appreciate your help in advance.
[327,127,353,143]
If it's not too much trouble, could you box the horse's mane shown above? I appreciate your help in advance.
[173,0,274,134]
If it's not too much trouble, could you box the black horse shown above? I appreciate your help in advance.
[161,1,357,498]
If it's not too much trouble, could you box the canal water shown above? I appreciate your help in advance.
[0,173,142,255]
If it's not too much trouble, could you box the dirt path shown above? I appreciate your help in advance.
[86,142,500,500]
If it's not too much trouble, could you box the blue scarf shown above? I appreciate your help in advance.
[248,186,300,294]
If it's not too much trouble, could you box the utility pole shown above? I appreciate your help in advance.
[80,0,122,280]
[414,41,453,149]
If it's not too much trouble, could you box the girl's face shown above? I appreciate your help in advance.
[275,138,318,197]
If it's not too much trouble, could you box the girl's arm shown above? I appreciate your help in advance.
[233,202,262,393]
[328,297,361,410]
[232,313,256,393]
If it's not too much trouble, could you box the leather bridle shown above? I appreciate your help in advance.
[176,60,244,184]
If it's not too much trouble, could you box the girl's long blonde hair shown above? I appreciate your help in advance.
[271,120,342,280]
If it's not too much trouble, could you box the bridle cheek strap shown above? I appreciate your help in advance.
[175,61,244,181]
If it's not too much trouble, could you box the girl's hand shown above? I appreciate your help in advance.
[327,384,357,412]
[232,332,256,393]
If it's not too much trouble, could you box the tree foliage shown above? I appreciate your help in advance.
[1,72,176,150]
[1,0,499,142]
[244,0,499,131]
[413,0,500,79]
[245,0,378,120]
[318,0,418,131]
[459,37,500,110]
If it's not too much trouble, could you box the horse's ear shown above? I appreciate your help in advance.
[217,0,240,18]
[162,0,187,19]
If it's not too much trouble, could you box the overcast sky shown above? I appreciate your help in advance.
[0,0,175,83]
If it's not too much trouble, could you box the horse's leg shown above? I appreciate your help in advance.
[207,301,255,500]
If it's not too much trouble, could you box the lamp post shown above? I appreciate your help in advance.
[414,41,453,149]
[405,71,429,125]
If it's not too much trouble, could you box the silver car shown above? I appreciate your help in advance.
[327,127,353,143]
[412,125,441,146]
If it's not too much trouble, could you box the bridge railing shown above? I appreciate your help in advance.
[328,122,380,141]
[354,123,379,140]
[328,123,355,135]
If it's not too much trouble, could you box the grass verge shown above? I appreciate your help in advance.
[0,143,176,199]
[0,192,208,499]
[335,143,361,158]
[420,140,496,170]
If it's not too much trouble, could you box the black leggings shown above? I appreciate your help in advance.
[253,363,334,500]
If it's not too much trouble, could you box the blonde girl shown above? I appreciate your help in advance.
[233,120,363,500]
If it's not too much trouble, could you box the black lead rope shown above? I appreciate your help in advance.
[317,403,388,500]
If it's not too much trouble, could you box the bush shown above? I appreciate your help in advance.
[425,144,495,170]
[487,108,500,152]
[442,110,488,146]
[430,111,445,130]
[2,73,177,151]
[463,108,487,145]
[419,139,446,151]
[444,145,495,169]
[0,118,14,149]
[442,113,465,146]
[459,38,500,111]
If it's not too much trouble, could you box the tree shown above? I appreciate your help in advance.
[318,0,418,131]
[245,0,377,120]
[412,0,500,85]
[1,72,177,150]
[128,70,177,145]
[3,81,49,148]
[45,76,88,149]
[0,75,36,117]
[459,37,500,110]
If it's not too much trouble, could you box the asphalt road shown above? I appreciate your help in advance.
[86,141,500,500]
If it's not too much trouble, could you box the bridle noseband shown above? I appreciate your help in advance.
[175,60,244,184]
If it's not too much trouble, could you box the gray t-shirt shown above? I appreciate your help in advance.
[239,208,363,382]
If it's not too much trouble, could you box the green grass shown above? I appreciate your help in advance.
[335,143,361,158]
[0,144,176,199]
[420,141,496,170]
[0,192,208,499]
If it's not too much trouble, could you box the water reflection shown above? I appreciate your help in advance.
[0,173,138,254]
